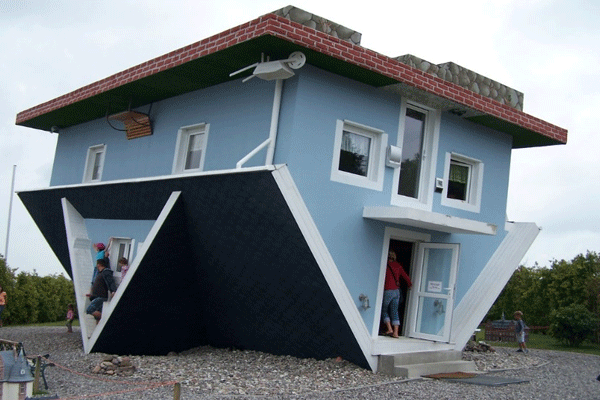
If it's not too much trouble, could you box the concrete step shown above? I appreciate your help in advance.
[378,351,476,378]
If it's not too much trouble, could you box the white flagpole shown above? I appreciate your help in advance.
[5,165,16,262]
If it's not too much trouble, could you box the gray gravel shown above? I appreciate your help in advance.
[1,325,599,399]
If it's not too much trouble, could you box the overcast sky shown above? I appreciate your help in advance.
[1,0,598,277]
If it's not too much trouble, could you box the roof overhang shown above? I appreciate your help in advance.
[363,206,497,235]
[15,11,567,149]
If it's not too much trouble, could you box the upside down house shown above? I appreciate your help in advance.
[16,6,567,372]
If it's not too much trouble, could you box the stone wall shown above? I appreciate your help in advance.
[272,6,362,46]
[395,54,524,111]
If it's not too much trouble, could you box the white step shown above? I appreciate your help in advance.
[378,351,476,378]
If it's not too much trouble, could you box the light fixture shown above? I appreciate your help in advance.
[359,294,370,310]
[386,145,402,168]
[230,51,306,82]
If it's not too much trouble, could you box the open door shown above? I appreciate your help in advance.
[407,243,459,342]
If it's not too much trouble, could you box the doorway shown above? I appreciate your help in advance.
[386,239,413,335]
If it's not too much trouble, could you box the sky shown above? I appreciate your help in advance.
[1,0,598,277]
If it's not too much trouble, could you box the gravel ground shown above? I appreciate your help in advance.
[1,325,599,399]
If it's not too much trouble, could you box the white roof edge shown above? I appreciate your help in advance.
[363,206,497,235]
[17,164,280,194]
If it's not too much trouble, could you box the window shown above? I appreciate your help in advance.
[83,144,106,183]
[172,123,209,174]
[441,152,483,213]
[392,100,440,210]
[330,120,387,190]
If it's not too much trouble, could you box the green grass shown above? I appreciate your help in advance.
[476,328,600,356]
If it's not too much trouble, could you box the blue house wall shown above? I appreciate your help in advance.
[48,64,515,334]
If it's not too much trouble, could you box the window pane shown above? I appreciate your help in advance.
[398,108,425,198]
[91,151,102,180]
[185,133,203,170]
[339,131,371,177]
[447,161,469,200]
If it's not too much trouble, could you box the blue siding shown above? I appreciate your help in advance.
[85,219,155,262]
[50,79,276,186]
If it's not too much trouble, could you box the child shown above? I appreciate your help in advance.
[118,257,129,279]
[514,310,528,353]
[66,304,75,333]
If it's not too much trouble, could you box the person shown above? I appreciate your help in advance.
[66,303,75,333]
[86,259,117,322]
[118,257,129,280]
[91,242,107,286]
[382,250,412,338]
[514,310,528,353]
[0,286,6,328]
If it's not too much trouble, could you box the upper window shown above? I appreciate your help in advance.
[330,120,387,190]
[172,123,209,174]
[392,100,440,210]
[83,144,106,183]
[441,152,483,213]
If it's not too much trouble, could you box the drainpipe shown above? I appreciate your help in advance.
[265,78,283,165]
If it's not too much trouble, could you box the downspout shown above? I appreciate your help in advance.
[265,79,283,165]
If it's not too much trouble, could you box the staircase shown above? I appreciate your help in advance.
[378,350,476,378]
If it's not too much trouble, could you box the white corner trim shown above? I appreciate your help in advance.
[62,198,94,352]
[271,166,377,371]
[450,222,540,348]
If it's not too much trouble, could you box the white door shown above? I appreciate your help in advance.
[406,243,459,342]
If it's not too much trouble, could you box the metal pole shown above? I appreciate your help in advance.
[4,165,16,261]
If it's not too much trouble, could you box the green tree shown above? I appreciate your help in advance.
[549,304,599,347]
[0,255,75,325]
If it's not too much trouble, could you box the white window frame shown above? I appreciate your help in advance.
[330,119,387,191]
[82,144,106,183]
[172,123,209,174]
[441,152,483,213]
[391,99,440,211]
[108,237,134,285]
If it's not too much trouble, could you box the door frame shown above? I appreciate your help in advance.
[372,227,431,337]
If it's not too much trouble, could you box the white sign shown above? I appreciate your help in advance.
[428,280,442,293]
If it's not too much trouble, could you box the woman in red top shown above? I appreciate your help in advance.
[382,250,412,338]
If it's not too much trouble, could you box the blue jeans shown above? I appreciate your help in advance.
[86,297,106,314]
[382,289,401,326]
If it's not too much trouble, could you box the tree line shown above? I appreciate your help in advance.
[0,255,75,325]
[486,251,600,346]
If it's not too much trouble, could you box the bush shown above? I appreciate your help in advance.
[549,304,598,347]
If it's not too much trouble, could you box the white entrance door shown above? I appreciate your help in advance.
[406,243,459,342]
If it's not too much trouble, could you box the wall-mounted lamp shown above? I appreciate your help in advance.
[386,145,402,168]
[229,51,306,83]
[50,126,60,134]
[358,294,370,310]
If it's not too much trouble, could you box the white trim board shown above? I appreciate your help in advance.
[62,198,94,350]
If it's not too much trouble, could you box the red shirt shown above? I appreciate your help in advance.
[384,261,412,290]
